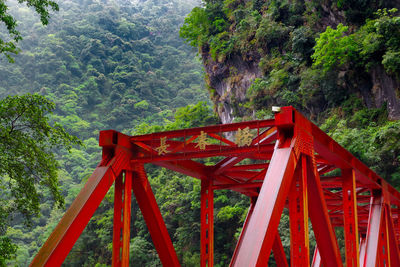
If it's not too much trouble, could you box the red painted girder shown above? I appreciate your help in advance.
[170,135,199,153]
[213,182,263,190]
[363,195,383,266]
[342,169,360,267]
[320,176,364,189]
[212,127,277,175]
[131,120,275,141]
[132,165,180,267]
[317,165,337,175]
[112,174,123,267]
[230,142,298,266]
[156,160,259,196]
[121,171,132,266]
[272,234,289,267]
[289,156,310,266]
[213,176,260,197]
[281,107,400,206]
[155,160,209,179]
[132,143,275,163]
[200,178,214,267]
[30,151,130,267]
[222,170,265,180]
[112,172,133,267]
[385,204,400,266]
[137,139,232,152]
[207,132,236,146]
[230,199,255,265]
[229,163,269,170]
[305,155,342,267]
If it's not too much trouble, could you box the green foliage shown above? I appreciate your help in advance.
[382,50,400,74]
[0,236,17,266]
[0,1,213,265]
[0,0,58,62]
[322,103,400,185]
[312,9,400,75]
[134,100,149,110]
[180,7,209,47]
[255,17,291,53]
[0,94,81,216]
[0,94,81,265]
[312,24,358,73]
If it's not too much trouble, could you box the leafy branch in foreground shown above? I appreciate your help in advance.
[0,94,81,265]
[0,0,59,62]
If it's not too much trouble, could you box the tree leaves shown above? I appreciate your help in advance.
[0,0,58,62]
[0,94,81,264]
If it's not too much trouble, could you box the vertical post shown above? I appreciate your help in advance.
[112,172,133,267]
[385,204,400,266]
[342,169,359,267]
[363,193,383,267]
[112,174,123,267]
[379,214,389,266]
[121,171,132,266]
[201,177,214,267]
[289,155,309,266]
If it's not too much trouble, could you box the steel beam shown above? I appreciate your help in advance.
[112,171,133,267]
[112,174,123,266]
[201,178,214,267]
[342,169,359,267]
[272,234,289,267]
[289,155,309,266]
[385,204,400,266]
[230,198,255,266]
[230,141,298,266]
[30,151,130,266]
[363,194,383,267]
[131,120,275,141]
[306,155,342,267]
[132,164,180,267]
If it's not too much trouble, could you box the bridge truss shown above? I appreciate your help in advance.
[31,106,400,266]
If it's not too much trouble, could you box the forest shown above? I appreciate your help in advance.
[0,0,400,266]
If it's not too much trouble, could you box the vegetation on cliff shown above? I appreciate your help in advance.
[181,0,400,186]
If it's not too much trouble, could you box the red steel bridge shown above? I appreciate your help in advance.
[31,106,400,266]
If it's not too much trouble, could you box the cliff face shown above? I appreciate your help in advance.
[371,65,400,120]
[196,0,400,123]
[181,0,400,183]
[203,52,400,123]
[202,48,261,123]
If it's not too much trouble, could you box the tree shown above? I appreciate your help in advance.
[0,94,81,265]
[0,0,59,62]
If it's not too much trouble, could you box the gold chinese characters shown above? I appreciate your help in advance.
[195,131,209,150]
[235,127,253,147]
[156,136,169,155]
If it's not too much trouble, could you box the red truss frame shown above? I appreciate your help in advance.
[30,106,400,266]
